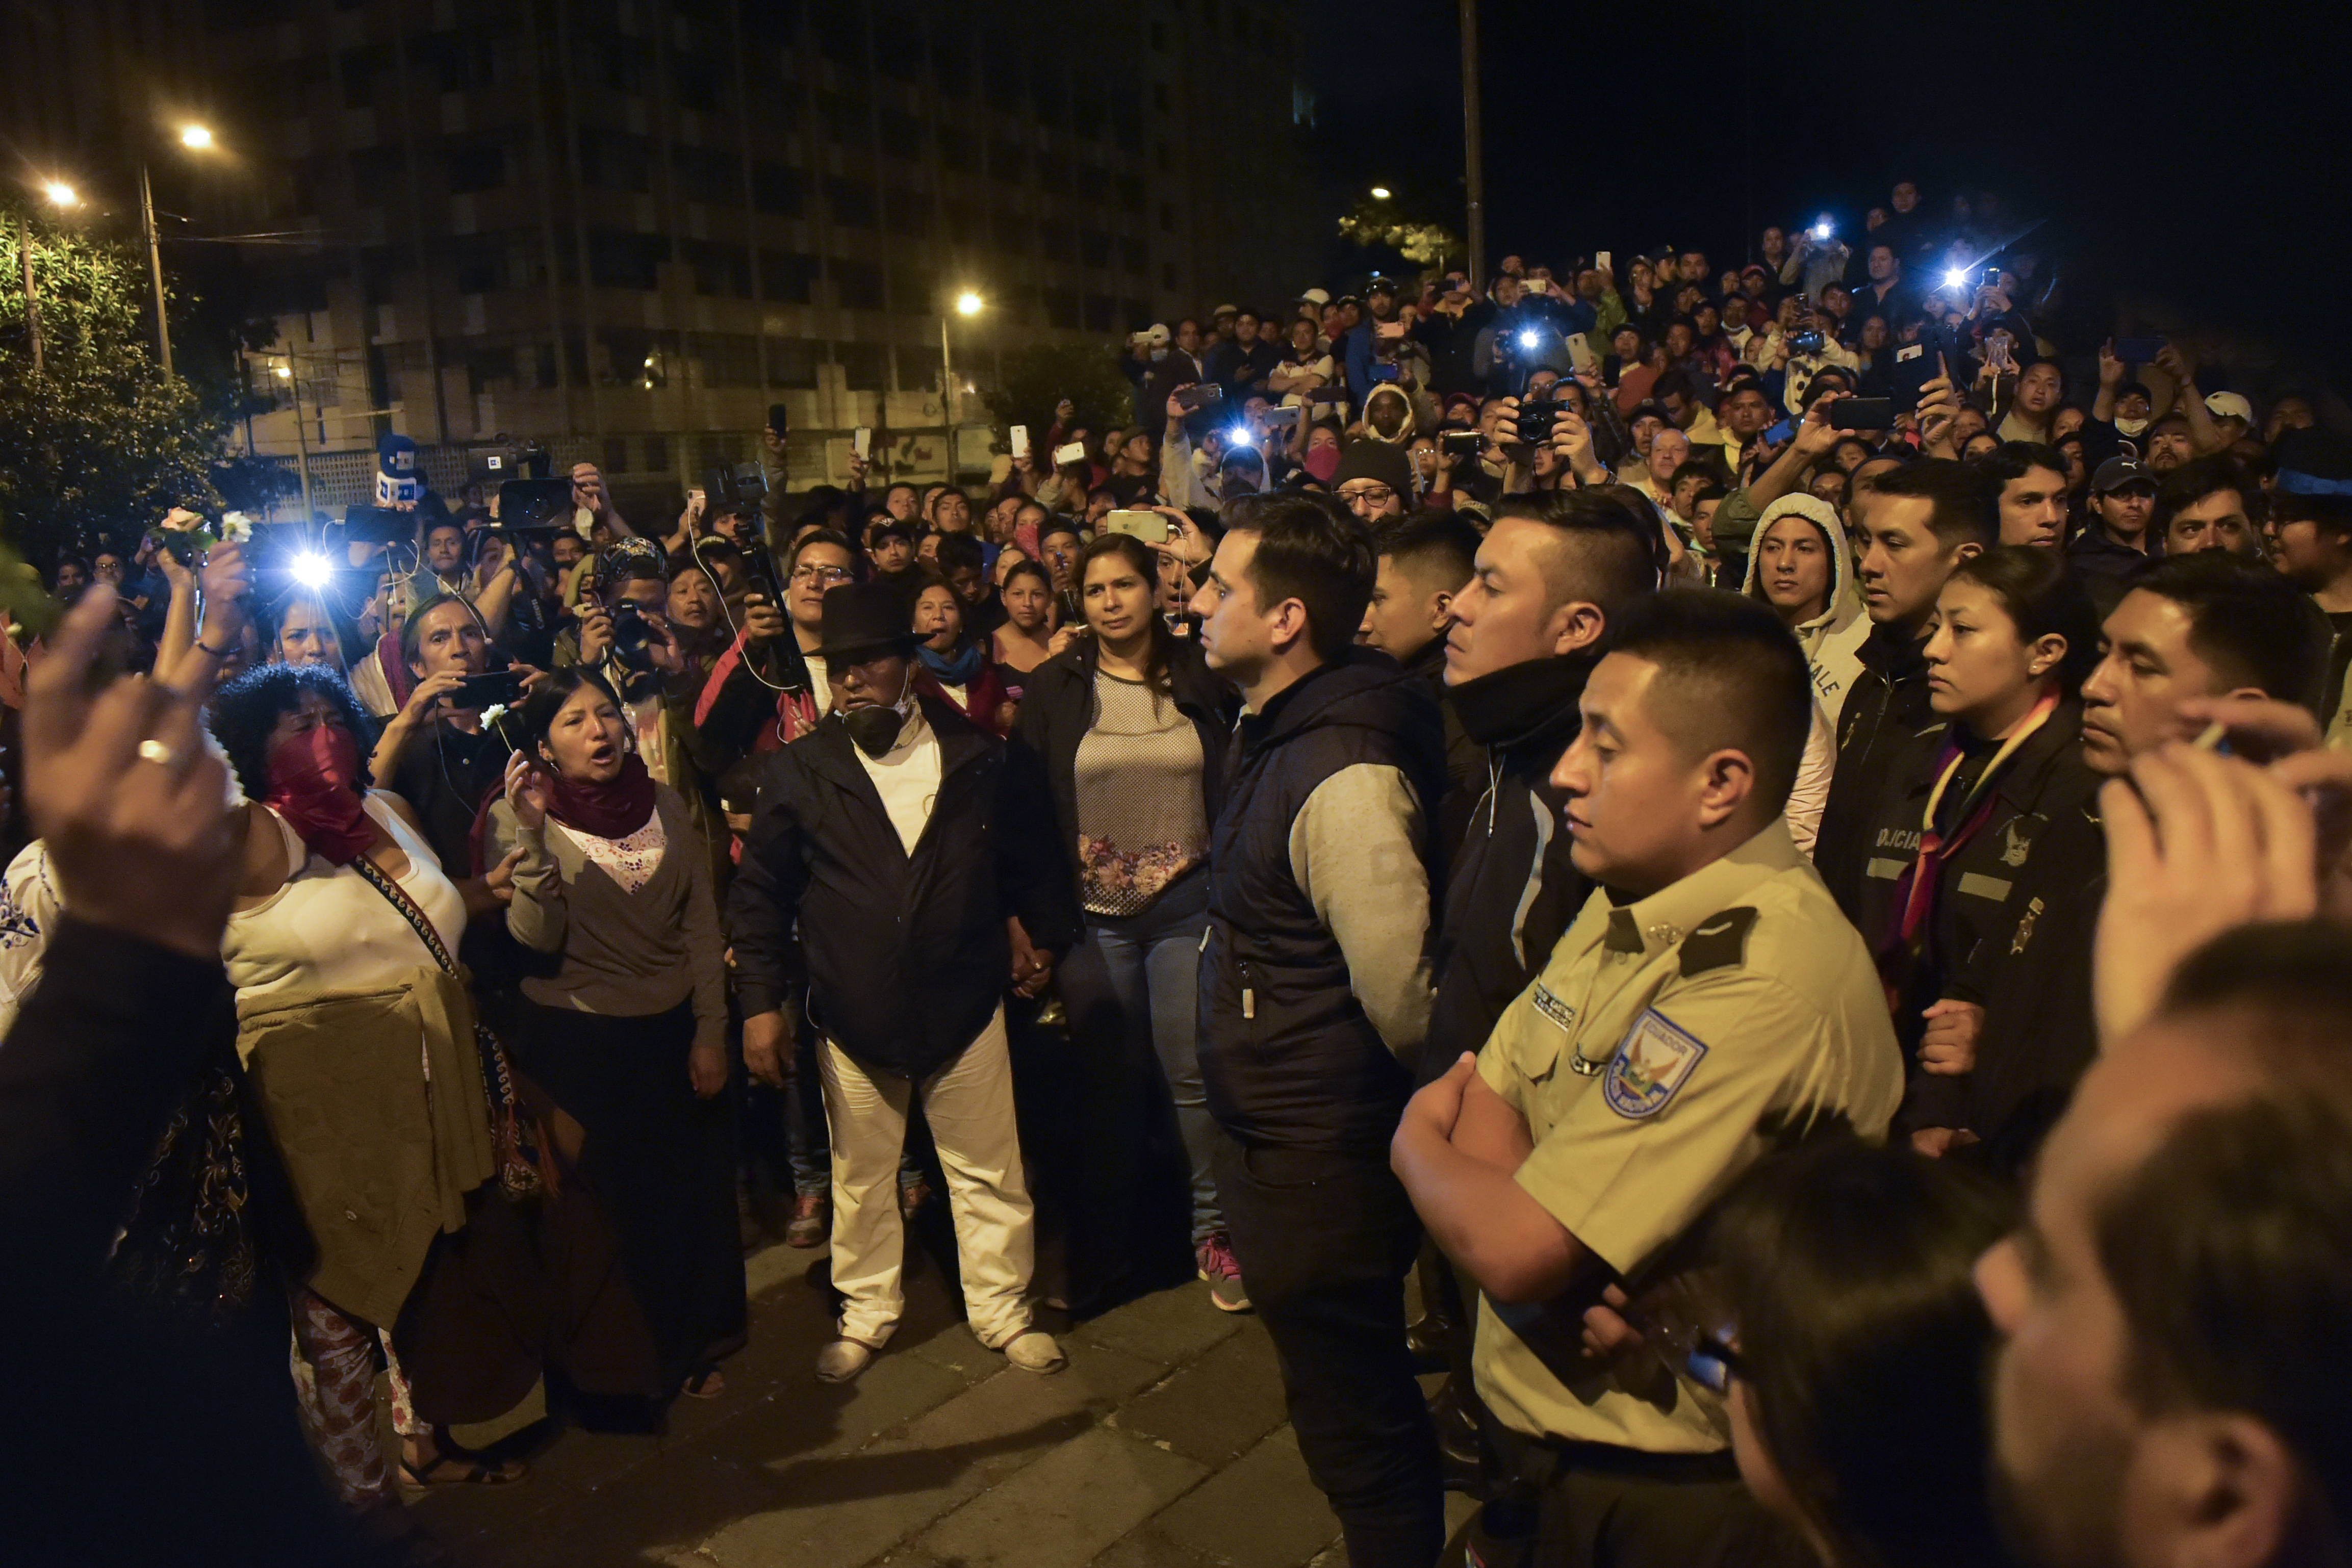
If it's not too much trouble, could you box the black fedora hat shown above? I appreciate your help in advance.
[811,579,920,663]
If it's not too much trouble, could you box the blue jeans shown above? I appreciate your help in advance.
[1058,869,1221,1245]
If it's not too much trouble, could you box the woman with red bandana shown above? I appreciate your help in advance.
[209,662,521,1535]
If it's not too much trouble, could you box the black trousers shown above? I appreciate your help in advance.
[1213,1131,1444,1568]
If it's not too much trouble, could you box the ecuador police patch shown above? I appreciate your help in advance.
[1602,1009,1708,1119]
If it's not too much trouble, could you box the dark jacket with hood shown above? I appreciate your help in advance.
[1814,620,1940,939]
[1011,632,1238,902]
[1419,652,1596,1085]
[727,694,1081,1078]
[1198,651,1446,1153]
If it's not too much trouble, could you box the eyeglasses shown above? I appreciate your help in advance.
[1336,484,1395,511]
[790,564,855,585]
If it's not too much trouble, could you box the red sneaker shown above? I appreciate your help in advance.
[785,1193,829,1248]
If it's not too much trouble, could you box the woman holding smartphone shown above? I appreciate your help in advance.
[1011,532,1240,1313]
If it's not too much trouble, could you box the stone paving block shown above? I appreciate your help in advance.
[701,1346,982,1472]
[1146,1427,1341,1568]
[1076,1282,1244,1366]
[1090,1529,1227,1568]
[1111,1323,1288,1467]
[916,1425,1209,1568]
[699,1339,1162,1568]
[447,1449,789,1568]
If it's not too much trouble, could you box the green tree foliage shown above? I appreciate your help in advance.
[0,202,242,568]
[1337,193,1465,271]
[984,339,1143,445]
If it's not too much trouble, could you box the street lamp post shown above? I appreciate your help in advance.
[942,290,983,471]
[276,361,314,523]
[141,124,219,380]
[139,161,173,378]
[21,183,78,378]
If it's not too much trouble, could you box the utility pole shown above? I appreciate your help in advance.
[18,213,40,378]
[139,162,173,378]
[1460,0,1486,291]
[284,362,315,523]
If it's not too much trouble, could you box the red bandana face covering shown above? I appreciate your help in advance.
[265,723,376,866]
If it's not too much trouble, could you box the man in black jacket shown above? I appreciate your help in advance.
[1407,489,1658,1471]
[1814,460,1992,938]
[728,582,1081,1386]
[1186,495,1448,1568]
[1361,511,1486,858]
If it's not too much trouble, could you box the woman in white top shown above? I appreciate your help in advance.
[209,663,519,1519]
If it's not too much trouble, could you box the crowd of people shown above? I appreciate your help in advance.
[8,175,2352,1568]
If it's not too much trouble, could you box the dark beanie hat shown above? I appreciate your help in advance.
[1332,438,1413,495]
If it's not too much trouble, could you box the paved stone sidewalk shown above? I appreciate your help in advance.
[412,1233,1462,1568]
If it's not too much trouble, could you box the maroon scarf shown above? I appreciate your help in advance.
[542,752,657,839]
[265,725,376,866]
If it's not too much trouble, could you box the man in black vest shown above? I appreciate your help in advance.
[1186,495,1448,1568]
[727,582,1080,1386]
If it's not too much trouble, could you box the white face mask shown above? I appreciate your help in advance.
[2113,416,2150,438]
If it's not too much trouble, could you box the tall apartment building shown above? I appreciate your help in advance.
[6,0,1320,504]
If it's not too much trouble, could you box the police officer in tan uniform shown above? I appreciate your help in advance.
[1392,590,1904,1567]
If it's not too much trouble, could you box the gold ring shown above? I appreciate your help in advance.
[137,738,177,767]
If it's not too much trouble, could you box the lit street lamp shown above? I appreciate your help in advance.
[143,121,219,378]
[941,289,984,434]
[1370,186,1392,200]
[42,182,78,208]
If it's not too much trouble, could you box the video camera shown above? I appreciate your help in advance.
[707,461,769,512]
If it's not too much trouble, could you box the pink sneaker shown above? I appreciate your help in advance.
[1196,1233,1251,1314]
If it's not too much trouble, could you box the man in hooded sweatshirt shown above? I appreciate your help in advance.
[1740,494,1870,853]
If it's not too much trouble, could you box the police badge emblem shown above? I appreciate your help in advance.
[1602,1010,1708,1119]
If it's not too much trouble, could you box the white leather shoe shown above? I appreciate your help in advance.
[815,1339,875,1383]
[1002,1330,1067,1374]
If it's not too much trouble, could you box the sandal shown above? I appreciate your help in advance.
[398,1449,527,1490]
[681,1368,726,1400]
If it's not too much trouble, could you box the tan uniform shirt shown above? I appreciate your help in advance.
[1472,817,1904,1453]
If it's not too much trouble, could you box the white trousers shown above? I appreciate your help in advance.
[819,1004,1036,1349]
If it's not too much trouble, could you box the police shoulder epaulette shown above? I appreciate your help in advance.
[1678,907,1759,977]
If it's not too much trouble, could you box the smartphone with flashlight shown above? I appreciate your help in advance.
[1595,250,1613,275]
[1011,424,1030,459]
[1980,265,2003,290]
[1052,440,1087,467]
[1260,406,1301,430]
[1811,219,1834,241]
[853,426,872,459]
[453,670,526,709]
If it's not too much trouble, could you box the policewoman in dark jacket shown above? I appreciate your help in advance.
[1866,547,2102,1153]
[727,582,1081,1384]
[1010,532,1241,1310]
[1184,494,1448,1568]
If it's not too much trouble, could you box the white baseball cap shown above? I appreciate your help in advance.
[2205,391,2254,425]
[1297,287,1332,307]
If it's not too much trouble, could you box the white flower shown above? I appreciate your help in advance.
[218,512,253,544]
[478,703,509,727]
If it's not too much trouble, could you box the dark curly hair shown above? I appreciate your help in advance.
[209,663,375,802]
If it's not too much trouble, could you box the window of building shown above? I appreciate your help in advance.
[644,434,669,473]
[751,162,805,216]
[759,249,819,303]
[604,437,629,474]
[586,230,668,291]
[834,266,885,311]
[836,342,888,390]
[445,141,505,195]
[825,178,877,227]
[764,336,823,389]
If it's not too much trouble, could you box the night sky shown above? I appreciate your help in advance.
[1295,0,2352,396]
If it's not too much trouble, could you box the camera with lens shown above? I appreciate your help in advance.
[1514,396,1570,447]
[1788,327,1827,356]
[606,599,657,674]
